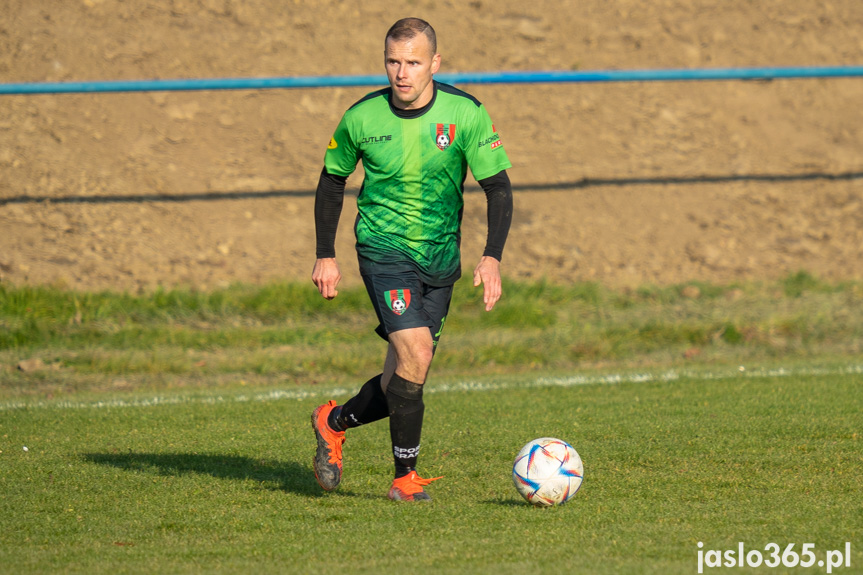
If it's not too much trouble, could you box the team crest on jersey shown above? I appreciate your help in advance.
[385,289,411,315]
[431,123,456,151]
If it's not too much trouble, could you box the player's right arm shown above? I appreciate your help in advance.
[313,167,348,299]
[312,257,341,300]
[313,110,361,300]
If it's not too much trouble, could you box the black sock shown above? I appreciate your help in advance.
[386,373,424,478]
[328,374,388,431]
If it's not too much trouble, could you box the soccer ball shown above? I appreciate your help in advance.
[512,437,584,506]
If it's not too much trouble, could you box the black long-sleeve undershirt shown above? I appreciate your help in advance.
[476,170,513,262]
[314,167,513,261]
[314,167,347,259]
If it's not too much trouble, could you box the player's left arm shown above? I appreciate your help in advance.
[473,169,513,311]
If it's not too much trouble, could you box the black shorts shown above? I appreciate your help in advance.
[362,269,453,347]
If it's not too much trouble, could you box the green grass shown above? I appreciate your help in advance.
[1,366,860,574]
[0,273,861,572]
[2,272,861,399]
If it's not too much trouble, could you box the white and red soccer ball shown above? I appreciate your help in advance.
[512,437,584,506]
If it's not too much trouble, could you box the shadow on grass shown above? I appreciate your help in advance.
[483,497,531,507]
[81,451,343,497]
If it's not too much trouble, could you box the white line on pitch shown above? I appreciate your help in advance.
[0,364,860,412]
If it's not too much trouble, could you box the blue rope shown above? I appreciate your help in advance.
[2,66,862,95]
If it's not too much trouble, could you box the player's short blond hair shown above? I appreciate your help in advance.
[385,18,437,54]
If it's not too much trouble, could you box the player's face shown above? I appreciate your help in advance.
[384,34,441,110]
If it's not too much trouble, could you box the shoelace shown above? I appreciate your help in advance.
[394,471,443,494]
[326,432,345,465]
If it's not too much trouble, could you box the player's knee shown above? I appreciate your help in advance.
[389,328,435,381]
[413,344,434,370]
[396,347,433,383]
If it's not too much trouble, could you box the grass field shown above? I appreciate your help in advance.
[2,272,861,397]
[1,277,861,573]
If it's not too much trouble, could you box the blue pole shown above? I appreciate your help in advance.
[1,66,862,95]
[440,66,863,84]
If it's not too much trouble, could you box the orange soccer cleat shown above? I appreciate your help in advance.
[387,471,443,502]
[311,400,346,491]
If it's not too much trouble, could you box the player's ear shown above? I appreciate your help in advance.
[431,53,441,75]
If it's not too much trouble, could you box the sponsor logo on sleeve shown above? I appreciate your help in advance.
[478,124,503,150]
[478,133,501,150]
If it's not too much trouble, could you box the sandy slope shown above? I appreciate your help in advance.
[1,1,861,291]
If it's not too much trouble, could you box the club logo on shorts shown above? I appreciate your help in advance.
[385,289,411,315]
[431,123,456,151]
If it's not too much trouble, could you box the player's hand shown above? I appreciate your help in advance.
[473,256,502,312]
[312,257,341,300]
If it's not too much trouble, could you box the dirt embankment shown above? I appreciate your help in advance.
[1,1,862,291]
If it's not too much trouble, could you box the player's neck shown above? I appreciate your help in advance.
[389,82,437,119]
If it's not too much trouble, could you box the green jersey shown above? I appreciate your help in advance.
[324,81,512,285]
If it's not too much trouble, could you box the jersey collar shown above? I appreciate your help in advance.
[388,81,438,119]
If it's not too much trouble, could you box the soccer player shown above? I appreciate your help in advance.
[310,17,513,501]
